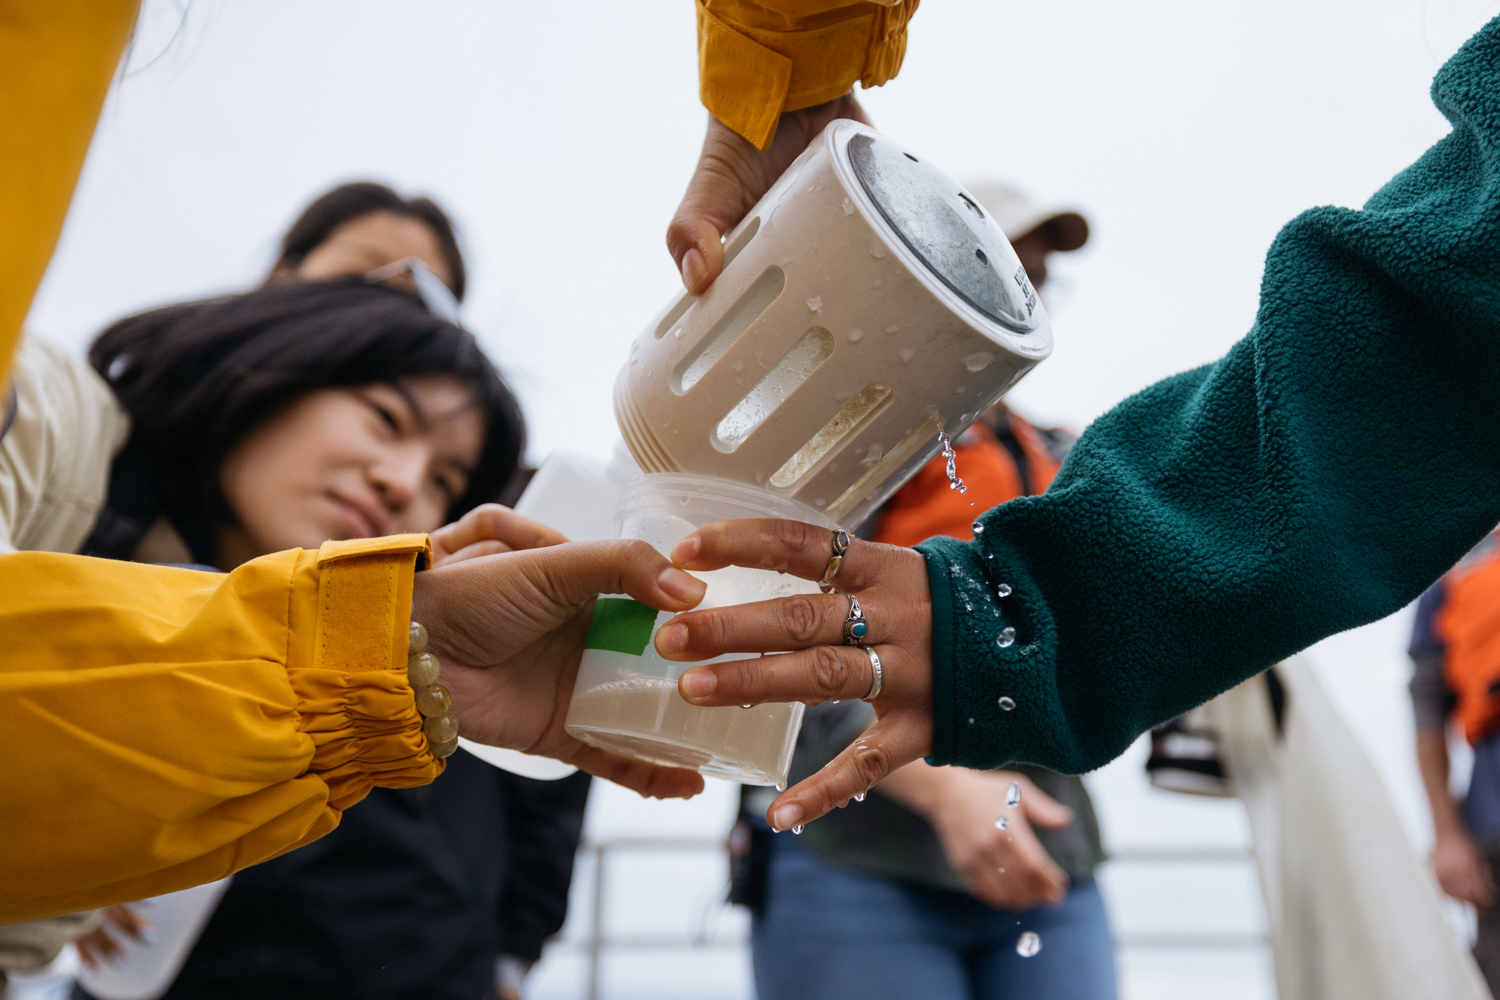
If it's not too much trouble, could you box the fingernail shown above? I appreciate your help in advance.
[679,667,716,700]
[681,247,706,294]
[658,567,705,603]
[657,622,689,655]
[670,534,701,566]
[772,803,803,832]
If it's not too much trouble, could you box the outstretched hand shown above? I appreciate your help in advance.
[915,768,1074,910]
[654,519,934,830]
[667,93,871,295]
[411,538,709,800]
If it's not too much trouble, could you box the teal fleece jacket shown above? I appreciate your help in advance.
[918,19,1500,774]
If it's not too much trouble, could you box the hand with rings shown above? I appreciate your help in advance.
[653,519,934,833]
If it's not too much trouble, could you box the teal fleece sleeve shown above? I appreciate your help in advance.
[919,18,1500,774]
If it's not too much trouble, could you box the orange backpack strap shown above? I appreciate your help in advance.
[1437,533,1500,745]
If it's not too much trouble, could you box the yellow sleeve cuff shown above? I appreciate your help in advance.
[697,0,919,150]
[0,535,435,922]
[285,533,440,816]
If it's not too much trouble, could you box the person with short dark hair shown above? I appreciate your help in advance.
[268,181,468,303]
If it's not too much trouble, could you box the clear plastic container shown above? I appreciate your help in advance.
[564,473,838,785]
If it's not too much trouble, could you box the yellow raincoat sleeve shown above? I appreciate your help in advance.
[0,536,442,923]
[1,6,440,924]
[697,0,919,150]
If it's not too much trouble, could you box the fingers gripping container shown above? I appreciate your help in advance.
[615,120,1053,528]
[564,474,838,786]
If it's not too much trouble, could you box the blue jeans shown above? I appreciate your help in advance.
[752,833,1117,1000]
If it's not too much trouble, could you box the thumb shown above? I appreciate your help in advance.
[1019,780,1075,830]
[667,115,766,295]
[529,538,707,614]
[666,215,725,298]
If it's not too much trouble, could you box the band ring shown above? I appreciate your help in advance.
[819,529,851,594]
[843,594,869,646]
[863,647,884,701]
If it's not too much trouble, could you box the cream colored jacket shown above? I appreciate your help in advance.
[0,338,129,553]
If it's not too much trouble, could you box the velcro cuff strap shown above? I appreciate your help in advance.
[314,534,431,675]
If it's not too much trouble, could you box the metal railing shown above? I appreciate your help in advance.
[557,837,1267,999]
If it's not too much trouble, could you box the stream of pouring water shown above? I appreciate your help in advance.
[937,424,972,503]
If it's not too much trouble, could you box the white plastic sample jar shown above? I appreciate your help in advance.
[564,473,838,786]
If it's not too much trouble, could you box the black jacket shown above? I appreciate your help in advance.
[81,751,590,1000]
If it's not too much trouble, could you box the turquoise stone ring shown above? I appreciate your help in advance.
[843,594,869,646]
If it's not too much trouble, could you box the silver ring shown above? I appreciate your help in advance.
[819,529,851,594]
[862,647,883,701]
[843,594,868,646]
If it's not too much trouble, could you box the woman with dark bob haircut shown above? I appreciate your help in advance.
[61,276,595,1000]
[82,278,522,566]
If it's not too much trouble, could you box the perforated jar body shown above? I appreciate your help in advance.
[615,120,1052,529]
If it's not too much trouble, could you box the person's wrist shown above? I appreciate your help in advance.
[921,767,988,824]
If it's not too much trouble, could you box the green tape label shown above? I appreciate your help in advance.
[584,597,659,656]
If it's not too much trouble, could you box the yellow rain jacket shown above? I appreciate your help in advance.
[698,0,919,150]
[0,0,917,923]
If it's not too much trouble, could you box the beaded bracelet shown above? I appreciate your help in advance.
[407,621,458,759]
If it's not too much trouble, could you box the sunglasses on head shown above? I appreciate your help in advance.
[364,256,463,327]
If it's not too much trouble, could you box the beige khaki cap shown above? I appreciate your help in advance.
[962,180,1089,252]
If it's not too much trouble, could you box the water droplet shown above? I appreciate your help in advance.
[792,824,804,835]
[871,243,888,259]
[884,325,899,334]
[938,426,969,495]
[972,521,985,535]
[673,327,685,339]
[997,583,1012,598]
[847,328,865,343]
[1016,931,1041,957]
[1006,781,1021,808]
[998,866,1006,873]
[999,696,1016,711]
[741,704,752,709]
[815,497,827,507]
[842,197,854,215]
[964,351,996,373]
[997,627,1016,648]
[964,601,974,611]
[995,816,1010,830]
[776,783,786,792]
[807,296,823,312]
[968,717,976,724]
[899,348,916,364]
[854,792,866,802]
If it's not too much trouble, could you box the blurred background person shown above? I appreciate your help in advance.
[736,183,1116,1000]
[1410,527,1500,996]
